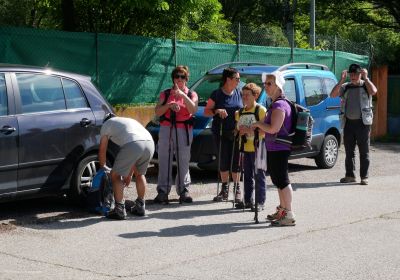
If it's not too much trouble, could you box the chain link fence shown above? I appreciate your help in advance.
[0,26,370,104]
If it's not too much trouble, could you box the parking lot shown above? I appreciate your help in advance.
[0,143,399,280]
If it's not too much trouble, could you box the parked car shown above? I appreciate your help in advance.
[146,62,342,170]
[0,64,117,203]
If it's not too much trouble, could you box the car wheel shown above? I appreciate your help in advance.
[69,154,101,203]
[314,134,338,169]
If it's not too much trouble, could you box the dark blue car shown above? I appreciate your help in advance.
[0,64,117,203]
[147,62,342,170]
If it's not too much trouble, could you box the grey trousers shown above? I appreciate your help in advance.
[157,125,192,195]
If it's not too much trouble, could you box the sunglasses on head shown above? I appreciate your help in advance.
[174,74,186,79]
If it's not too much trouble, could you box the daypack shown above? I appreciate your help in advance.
[159,88,195,146]
[86,169,115,215]
[273,98,314,151]
[238,104,261,148]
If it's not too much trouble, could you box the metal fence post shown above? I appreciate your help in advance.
[237,23,241,62]
[290,25,294,63]
[95,31,99,85]
[174,30,177,67]
[333,34,337,75]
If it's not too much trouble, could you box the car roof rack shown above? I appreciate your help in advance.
[277,63,329,71]
[208,62,271,73]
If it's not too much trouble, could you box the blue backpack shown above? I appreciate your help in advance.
[86,169,115,215]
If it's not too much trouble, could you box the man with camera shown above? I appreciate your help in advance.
[330,63,377,185]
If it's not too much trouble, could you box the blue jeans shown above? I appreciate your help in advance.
[243,152,267,204]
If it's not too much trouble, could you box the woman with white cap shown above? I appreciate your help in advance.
[252,71,295,226]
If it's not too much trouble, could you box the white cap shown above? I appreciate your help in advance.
[262,71,285,92]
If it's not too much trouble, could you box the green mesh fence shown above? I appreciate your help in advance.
[0,26,369,105]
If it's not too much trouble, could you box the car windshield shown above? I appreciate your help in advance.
[191,73,264,104]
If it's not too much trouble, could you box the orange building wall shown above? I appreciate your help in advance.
[371,66,388,138]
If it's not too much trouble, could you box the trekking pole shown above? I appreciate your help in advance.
[216,120,223,198]
[238,135,245,211]
[166,117,174,202]
[253,130,263,224]
[171,111,182,202]
[230,132,238,208]
[253,131,260,224]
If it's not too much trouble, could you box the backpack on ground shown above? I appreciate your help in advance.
[274,98,314,151]
[86,169,114,215]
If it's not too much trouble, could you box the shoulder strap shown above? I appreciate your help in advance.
[254,104,260,121]
[161,89,171,106]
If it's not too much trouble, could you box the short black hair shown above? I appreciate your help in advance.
[222,67,239,85]
[348,63,361,73]
[103,113,116,123]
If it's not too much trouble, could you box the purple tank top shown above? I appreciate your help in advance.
[264,99,293,151]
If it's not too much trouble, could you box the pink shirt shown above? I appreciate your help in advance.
[159,87,197,129]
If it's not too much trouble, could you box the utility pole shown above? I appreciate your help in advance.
[310,0,315,48]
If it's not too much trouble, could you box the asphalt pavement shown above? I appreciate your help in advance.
[0,143,399,280]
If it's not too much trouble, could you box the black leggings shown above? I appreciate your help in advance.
[213,132,240,173]
[267,150,291,189]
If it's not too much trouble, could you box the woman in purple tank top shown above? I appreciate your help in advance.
[252,71,296,227]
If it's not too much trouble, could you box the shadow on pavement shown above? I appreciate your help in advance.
[119,221,268,239]
[0,196,104,231]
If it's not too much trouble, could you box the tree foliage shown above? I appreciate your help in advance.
[1,0,400,70]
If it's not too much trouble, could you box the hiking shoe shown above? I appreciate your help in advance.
[235,201,252,209]
[251,204,265,212]
[179,192,193,203]
[130,199,145,216]
[271,211,296,227]
[213,184,229,202]
[266,206,283,221]
[340,176,356,183]
[234,185,242,203]
[106,204,127,220]
[360,178,369,185]
[154,193,169,204]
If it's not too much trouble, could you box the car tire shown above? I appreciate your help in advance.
[69,154,102,204]
[314,134,339,169]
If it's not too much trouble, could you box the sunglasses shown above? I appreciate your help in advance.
[263,82,273,86]
[174,74,187,79]
[231,77,240,81]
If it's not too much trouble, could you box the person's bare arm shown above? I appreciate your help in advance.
[361,69,378,96]
[330,70,347,98]
[98,135,108,168]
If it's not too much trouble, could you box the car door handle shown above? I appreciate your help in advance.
[0,125,17,135]
[80,118,92,127]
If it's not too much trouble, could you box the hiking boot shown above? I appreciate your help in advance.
[251,203,265,212]
[130,198,145,216]
[106,203,126,220]
[213,184,229,202]
[234,184,242,203]
[154,192,169,204]
[271,210,296,227]
[360,178,369,185]
[179,191,193,203]
[340,176,356,183]
[235,201,252,209]
[266,206,283,221]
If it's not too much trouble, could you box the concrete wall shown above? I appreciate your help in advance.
[114,105,156,126]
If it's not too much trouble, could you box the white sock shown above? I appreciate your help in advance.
[285,210,295,219]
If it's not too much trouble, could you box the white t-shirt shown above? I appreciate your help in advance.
[100,117,153,147]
